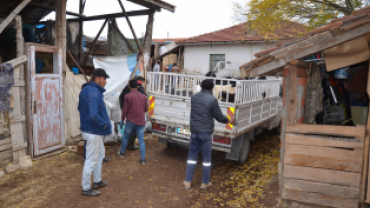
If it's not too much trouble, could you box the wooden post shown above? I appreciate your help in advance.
[117,0,142,54]
[79,0,85,64]
[287,65,298,124]
[154,42,159,60]
[0,0,31,34]
[279,64,297,198]
[361,61,370,205]
[10,15,27,161]
[55,0,67,72]
[130,55,144,80]
[82,19,108,66]
[143,13,154,78]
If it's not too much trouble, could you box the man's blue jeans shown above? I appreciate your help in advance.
[185,133,212,184]
[119,121,146,160]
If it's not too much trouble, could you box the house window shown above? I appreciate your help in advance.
[210,54,225,71]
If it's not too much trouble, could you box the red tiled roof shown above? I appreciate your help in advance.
[152,38,186,43]
[178,22,305,43]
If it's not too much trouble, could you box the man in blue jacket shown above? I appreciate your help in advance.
[78,68,111,196]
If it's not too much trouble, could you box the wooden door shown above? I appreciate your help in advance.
[27,45,64,156]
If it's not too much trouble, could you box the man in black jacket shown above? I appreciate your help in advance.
[184,79,233,190]
[119,76,146,150]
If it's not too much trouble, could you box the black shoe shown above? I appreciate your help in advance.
[117,151,125,158]
[128,146,139,151]
[81,189,101,196]
[93,181,107,189]
[140,159,146,165]
[103,158,110,162]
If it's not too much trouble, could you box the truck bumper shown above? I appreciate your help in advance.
[153,132,231,153]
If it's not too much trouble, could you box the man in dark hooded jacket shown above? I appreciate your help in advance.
[118,76,146,150]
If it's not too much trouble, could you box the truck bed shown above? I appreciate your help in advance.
[147,72,281,142]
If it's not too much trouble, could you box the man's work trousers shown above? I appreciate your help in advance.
[185,133,212,184]
[81,132,105,191]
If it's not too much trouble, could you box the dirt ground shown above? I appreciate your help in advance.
[0,131,281,208]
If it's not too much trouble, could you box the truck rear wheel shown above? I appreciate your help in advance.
[238,132,252,165]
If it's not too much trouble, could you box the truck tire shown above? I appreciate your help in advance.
[238,132,252,165]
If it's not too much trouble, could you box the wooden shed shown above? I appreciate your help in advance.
[0,0,175,167]
[239,6,370,208]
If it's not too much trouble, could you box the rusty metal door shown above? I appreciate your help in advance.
[27,45,65,156]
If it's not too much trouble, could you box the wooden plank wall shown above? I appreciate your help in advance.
[0,113,13,167]
[10,15,27,161]
[0,15,28,167]
[282,125,366,208]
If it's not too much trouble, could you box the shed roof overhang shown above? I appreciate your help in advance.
[239,7,370,77]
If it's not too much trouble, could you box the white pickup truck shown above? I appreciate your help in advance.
[147,72,282,164]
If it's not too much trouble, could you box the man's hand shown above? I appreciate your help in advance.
[228,119,235,125]
[120,121,125,128]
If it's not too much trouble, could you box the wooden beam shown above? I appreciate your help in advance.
[361,61,370,205]
[284,179,359,199]
[135,0,175,12]
[29,2,83,17]
[285,133,364,149]
[284,165,361,187]
[118,0,142,54]
[70,9,154,22]
[14,15,28,158]
[55,0,67,73]
[126,0,161,11]
[130,55,144,80]
[279,69,290,199]
[287,65,297,124]
[282,188,358,208]
[82,19,108,66]
[0,0,31,34]
[286,124,366,139]
[249,22,370,76]
[111,19,135,53]
[4,55,27,66]
[67,50,88,82]
[249,58,286,77]
[143,13,154,73]
[79,0,84,64]
[284,144,363,172]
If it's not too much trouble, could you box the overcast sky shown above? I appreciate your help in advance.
[42,0,244,39]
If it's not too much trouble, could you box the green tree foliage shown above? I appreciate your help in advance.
[234,0,367,39]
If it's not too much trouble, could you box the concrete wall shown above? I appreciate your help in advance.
[183,42,277,74]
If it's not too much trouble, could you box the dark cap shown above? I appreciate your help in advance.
[92,68,110,79]
[135,76,145,81]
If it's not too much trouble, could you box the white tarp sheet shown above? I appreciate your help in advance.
[93,54,140,98]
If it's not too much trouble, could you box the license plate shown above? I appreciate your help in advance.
[177,127,191,135]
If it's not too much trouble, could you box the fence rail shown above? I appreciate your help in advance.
[147,72,281,105]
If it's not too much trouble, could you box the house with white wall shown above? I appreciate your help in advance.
[153,23,298,75]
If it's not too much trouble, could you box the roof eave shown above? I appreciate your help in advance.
[178,40,279,46]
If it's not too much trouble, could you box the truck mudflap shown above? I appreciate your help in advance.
[225,134,244,161]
